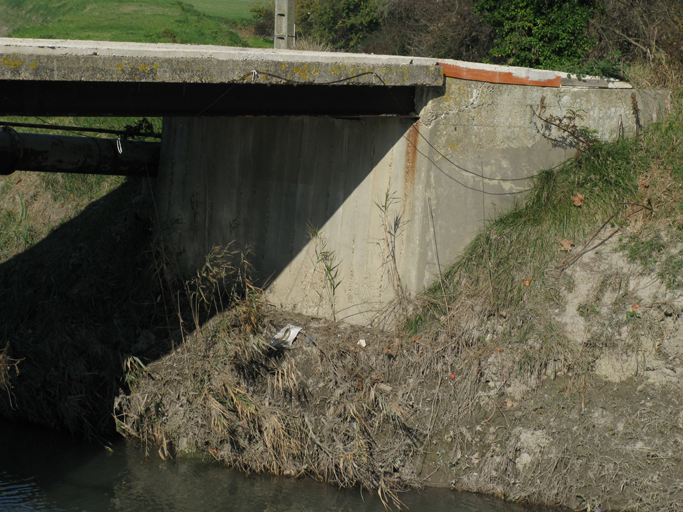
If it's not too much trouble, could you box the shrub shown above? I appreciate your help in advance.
[251,1,275,38]
[474,0,598,71]
[363,0,493,61]
[297,0,383,51]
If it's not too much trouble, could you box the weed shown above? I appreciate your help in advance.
[186,244,239,328]
[659,251,683,289]
[620,231,665,269]
[0,343,21,404]
[308,224,342,321]
[374,191,411,326]
[577,303,599,318]
[531,96,599,151]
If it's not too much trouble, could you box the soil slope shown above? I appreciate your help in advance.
[115,231,683,511]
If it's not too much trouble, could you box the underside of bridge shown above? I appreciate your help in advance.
[0,81,419,117]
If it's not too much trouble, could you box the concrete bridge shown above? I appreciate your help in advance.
[0,38,668,325]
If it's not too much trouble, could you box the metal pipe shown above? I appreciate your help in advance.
[0,127,160,177]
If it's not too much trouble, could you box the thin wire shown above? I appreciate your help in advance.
[195,70,381,117]
[407,123,532,183]
[403,131,534,196]
[253,70,380,85]
[195,68,536,195]
[0,90,111,140]
[195,80,243,117]
[371,72,535,185]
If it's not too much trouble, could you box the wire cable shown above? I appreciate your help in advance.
[371,72,538,185]
[195,68,541,195]
[403,130,534,196]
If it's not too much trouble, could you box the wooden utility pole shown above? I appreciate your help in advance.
[274,0,295,49]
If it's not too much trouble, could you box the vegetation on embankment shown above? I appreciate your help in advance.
[1,0,270,48]
[0,115,170,437]
[413,70,683,354]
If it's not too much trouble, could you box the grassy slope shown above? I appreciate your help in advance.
[187,0,267,21]
[7,0,245,46]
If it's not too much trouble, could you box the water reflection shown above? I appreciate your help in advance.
[0,419,559,512]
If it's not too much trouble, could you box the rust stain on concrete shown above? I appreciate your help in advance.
[404,120,420,203]
[438,62,561,88]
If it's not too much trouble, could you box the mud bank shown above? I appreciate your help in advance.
[115,236,683,512]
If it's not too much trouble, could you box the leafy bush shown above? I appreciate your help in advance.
[474,0,598,70]
[250,1,275,38]
[363,0,493,61]
[297,0,383,51]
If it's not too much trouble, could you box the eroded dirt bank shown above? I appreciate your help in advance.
[115,235,683,512]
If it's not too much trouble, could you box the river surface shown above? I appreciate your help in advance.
[0,419,562,512]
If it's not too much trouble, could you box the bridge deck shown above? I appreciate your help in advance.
[0,38,444,87]
[0,38,629,117]
[0,38,447,116]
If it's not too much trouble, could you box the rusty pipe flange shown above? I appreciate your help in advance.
[0,126,23,175]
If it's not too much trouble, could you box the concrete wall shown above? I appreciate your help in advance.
[157,77,668,325]
[157,116,417,323]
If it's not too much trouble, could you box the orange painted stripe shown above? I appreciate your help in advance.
[438,62,561,88]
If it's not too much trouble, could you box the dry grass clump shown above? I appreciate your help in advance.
[116,301,446,508]
[0,343,21,401]
[295,36,334,52]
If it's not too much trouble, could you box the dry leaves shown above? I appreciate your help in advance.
[572,193,585,206]
[384,346,397,358]
[503,398,518,409]
[558,238,575,252]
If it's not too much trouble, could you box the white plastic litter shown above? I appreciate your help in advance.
[269,324,303,349]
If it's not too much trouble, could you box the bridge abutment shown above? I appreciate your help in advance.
[157,77,667,325]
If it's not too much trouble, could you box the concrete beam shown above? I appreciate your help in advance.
[0,81,419,117]
[0,38,444,87]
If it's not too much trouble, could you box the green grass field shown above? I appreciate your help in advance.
[187,0,267,21]
[3,0,269,47]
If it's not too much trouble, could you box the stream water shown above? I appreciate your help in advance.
[0,419,563,512]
